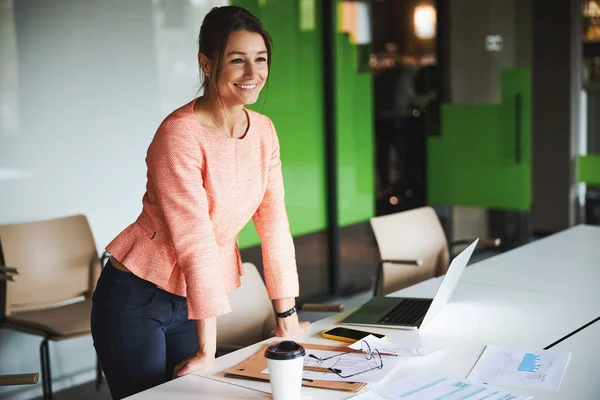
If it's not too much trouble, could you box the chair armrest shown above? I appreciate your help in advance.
[0,373,39,386]
[451,238,501,249]
[1,265,18,281]
[300,303,344,313]
[380,259,423,267]
[0,265,18,274]
[0,274,15,282]
[450,238,502,259]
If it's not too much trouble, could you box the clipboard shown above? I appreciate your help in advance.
[224,342,367,392]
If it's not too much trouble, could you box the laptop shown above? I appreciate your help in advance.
[341,239,479,330]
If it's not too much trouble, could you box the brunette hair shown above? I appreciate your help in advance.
[198,6,272,96]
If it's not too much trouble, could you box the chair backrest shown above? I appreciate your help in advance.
[217,262,276,349]
[0,215,101,316]
[370,206,450,296]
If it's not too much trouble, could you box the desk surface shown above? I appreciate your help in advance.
[125,374,270,399]
[133,225,600,399]
[461,224,600,301]
[194,281,600,399]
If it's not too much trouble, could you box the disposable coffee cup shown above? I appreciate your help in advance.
[264,341,306,400]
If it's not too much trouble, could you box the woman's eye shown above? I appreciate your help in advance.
[230,58,243,64]
[256,57,267,63]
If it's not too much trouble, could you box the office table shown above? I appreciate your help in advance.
[125,374,270,399]
[191,280,600,399]
[130,225,600,399]
[461,224,600,301]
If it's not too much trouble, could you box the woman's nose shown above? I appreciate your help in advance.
[244,63,255,78]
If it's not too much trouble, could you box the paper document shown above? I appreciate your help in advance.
[261,347,400,383]
[349,335,438,357]
[350,391,387,399]
[467,345,571,391]
[373,371,533,400]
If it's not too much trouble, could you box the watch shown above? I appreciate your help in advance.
[275,306,297,318]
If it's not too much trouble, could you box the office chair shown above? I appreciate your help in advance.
[216,262,342,356]
[0,271,40,389]
[370,206,501,296]
[0,215,104,400]
[216,262,276,355]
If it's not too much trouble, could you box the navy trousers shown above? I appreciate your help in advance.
[91,261,199,399]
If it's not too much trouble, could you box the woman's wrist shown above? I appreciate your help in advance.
[273,297,296,315]
[276,311,300,328]
[275,305,297,319]
[195,349,216,359]
[271,298,310,337]
[196,318,217,358]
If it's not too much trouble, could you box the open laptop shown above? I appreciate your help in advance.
[341,239,479,330]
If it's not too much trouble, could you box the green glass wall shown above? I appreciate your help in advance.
[579,155,600,185]
[427,68,531,211]
[335,8,374,226]
[235,0,375,248]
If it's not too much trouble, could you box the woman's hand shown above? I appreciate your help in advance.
[273,313,311,337]
[271,298,310,337]
[172,351,215,378]
[173,317,217,378]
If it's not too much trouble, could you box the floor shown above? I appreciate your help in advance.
[31,248,502,400]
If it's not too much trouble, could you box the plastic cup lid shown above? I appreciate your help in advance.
[264,341,306,360]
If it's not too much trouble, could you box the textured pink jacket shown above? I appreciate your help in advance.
[106,99,299,319]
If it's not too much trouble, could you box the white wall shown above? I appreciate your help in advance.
[0,0,226,398]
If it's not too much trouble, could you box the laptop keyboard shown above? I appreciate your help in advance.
[377,298,433,326]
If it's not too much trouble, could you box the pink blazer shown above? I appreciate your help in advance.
[106,100,299,319]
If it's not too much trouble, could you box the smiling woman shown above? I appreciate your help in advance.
[194,6,272,139]
[194,29,269,138]
[90,5,309,400]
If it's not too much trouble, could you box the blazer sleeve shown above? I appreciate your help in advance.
[252,119,300,300]
[147,121,231,319]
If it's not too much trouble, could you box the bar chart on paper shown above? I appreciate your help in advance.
[467,346,571,390]
[517,353,541,373]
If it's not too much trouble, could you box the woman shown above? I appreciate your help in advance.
[91,6,309,399]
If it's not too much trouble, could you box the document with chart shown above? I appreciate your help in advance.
[369,371,532,400]
[467,345,571,390]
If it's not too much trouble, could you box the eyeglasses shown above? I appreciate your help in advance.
[307,340,384,379]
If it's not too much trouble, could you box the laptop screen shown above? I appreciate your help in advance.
[420,239,479,327]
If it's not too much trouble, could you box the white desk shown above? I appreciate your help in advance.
[461,224,600,301]
[312,279,599,349]
[192,280,600,399]
[133,226,600,399]
[125,374,269,399]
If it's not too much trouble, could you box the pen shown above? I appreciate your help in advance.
[303,366,342,374]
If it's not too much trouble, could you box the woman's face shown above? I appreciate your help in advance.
[211,30,269,107]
